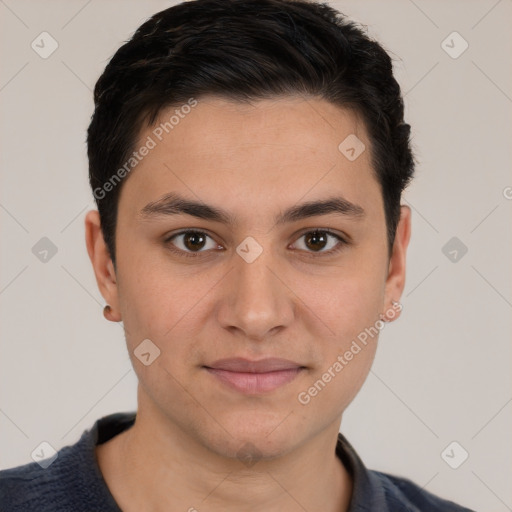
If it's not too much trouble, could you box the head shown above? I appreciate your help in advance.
[86,0,414,461]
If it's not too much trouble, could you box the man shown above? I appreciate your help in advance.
[0,0,476,510]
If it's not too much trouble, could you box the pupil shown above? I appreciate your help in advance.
[185,232,205,251]
[306,231,327,251]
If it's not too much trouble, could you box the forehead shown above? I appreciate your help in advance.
[118,96,381,220]
[143,95,370,160]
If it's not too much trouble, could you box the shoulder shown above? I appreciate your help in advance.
[0,456,68,511]
[336,432,476,511]
[0,413,134,512]
[0,428,98,511]
[370,469,477,512]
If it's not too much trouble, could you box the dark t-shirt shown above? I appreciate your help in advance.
[0,411,476,511]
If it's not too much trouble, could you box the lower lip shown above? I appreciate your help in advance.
[204,367,304,394]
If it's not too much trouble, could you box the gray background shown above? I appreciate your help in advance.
[1,1,511,510]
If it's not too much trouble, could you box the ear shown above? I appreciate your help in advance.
[85,210,121,322]
[382,205,411,322]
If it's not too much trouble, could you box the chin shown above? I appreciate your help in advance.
[202,419,302,463]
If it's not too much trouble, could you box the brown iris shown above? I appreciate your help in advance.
[183,232,207,251]
[304,231,328,252]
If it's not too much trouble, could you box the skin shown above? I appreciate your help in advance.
[86,96,411,512]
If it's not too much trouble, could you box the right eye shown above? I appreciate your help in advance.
[164,230,222,258]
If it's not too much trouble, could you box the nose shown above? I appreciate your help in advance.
[217,244,295,341]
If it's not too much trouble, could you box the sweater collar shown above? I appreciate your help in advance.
[84,411,388,512]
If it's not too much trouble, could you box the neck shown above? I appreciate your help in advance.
[96,408,352,512]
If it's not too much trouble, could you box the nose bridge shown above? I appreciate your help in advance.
[218,239,294,339]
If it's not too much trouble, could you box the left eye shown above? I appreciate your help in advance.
[292,230,344,253]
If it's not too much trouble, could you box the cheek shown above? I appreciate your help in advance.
[115,252,217,377]
[296,261,385,344]
[295,275,382,414]
[296,344,377,418]
[290,257,385,408]
[117,269,199,406]
[115,253,178,353]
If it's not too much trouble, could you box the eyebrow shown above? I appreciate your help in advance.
[139,192,365,225]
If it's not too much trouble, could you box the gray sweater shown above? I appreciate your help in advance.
[0,412,476,511]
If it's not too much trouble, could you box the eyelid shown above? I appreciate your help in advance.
[164,228,218,243]
[292,227,348,243]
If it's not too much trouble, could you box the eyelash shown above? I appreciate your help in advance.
[163,229,348,259]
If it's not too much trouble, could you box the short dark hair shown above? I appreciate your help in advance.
[87,0,415,268]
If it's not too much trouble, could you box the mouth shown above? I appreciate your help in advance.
[203,357,306,394]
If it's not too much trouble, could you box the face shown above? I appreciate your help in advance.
[87,96,410,461]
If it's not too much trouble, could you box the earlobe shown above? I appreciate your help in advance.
[382,205,411,321]
[103,304,118,322]
[380,299,404,322]
[85,210,121,322]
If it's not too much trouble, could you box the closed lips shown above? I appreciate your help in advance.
[204,357,305,373]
